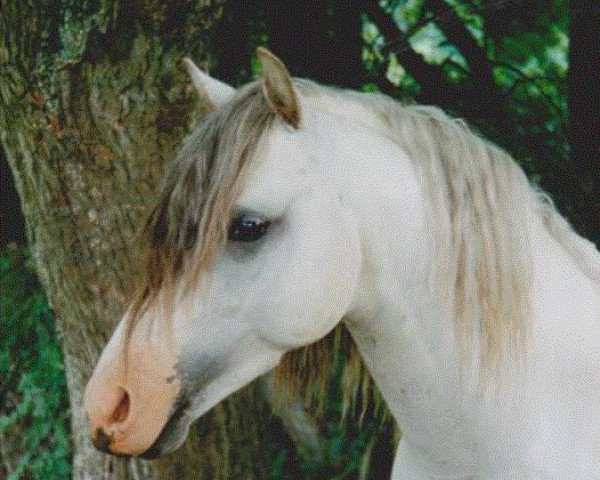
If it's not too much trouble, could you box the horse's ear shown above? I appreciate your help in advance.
[256,47,301,129]
[182,58,236,108]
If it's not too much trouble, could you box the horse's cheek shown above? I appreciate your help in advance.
[258,197,361,348]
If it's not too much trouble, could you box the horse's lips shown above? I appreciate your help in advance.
[139,395,191,459]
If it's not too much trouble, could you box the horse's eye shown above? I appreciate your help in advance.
[228,217,270,243]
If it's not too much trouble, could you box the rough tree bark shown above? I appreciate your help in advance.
[0,1,284,478]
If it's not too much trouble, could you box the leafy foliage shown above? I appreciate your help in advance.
[0,244,71,480]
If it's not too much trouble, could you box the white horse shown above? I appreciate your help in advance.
[85,48,600,479]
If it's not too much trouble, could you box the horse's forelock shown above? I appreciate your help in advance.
[125,81,274,339]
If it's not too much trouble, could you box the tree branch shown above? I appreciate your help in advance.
[362,3,456,106]
[422,0,513,135]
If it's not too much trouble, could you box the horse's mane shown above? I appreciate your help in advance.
[279,80,599,410]
[126,76,599,417]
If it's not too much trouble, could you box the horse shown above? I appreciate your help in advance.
[84,47,600,478]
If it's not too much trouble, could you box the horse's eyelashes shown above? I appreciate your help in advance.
[228,217,270,243]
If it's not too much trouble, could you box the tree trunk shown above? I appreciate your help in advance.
[0,1,281,478]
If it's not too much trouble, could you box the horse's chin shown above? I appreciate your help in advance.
[139,398,216,458]
[138,405,193,459]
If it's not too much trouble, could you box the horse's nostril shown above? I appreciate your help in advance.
[111,389,131,424]
[93,427,112,453]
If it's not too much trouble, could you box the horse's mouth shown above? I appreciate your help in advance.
[138,395,191,459]
[136,354,229,459]
[132,343,281,459]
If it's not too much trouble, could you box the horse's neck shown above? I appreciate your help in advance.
[345,196,599,401]
[334,127,464,418]
[347,209,599,475]
[329,116,600,474]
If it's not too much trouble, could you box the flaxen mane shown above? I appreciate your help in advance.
[296,79,599,372]
[126,77,599,416]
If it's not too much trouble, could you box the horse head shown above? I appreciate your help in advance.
[83,48,363,457]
